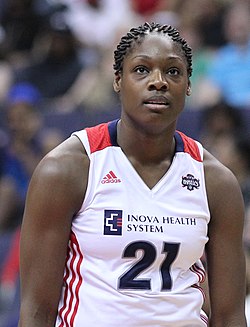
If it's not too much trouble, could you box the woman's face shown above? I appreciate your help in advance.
[114,33,190,135]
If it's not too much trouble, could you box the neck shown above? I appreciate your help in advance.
[117,119,176,164]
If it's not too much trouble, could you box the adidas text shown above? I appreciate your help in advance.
[101,178,121,184]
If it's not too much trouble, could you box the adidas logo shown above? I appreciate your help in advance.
[101,171,121,184]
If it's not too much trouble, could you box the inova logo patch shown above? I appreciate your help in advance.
[182,174,200,191]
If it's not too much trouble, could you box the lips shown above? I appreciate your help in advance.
[144,96,170,107]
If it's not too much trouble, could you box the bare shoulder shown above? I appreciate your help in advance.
[203,149,239,188]
[28,134,89,216]
[203,148,244,228]
[35,134,88,179]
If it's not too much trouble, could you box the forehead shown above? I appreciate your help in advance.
[127,33,185,62]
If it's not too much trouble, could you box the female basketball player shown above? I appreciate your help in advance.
[18,22,247,326]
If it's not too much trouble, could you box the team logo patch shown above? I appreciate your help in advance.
[182,174,200,191]
[104,210,123,235]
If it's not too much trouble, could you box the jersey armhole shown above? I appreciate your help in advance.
[72,130,91,157]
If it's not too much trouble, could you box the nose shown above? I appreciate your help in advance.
[148,70,168,91]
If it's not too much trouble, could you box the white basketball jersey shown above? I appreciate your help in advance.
[55,120,210,327]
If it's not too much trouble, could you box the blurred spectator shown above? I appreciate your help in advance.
[63,46,120,114]
[179,22,215,110]
[0,82,64,232]
[130,0,180,28]
[196,0,227,49]
[0,0,42,67]
[0,82,43,232]
[173,0,227,48]
[206,1,250,109]
[0,82,42,325]
[199,100,243,150]
[130,0,161,17]
[13,14,86,112]
[58,0,136,51]
[0,82,64,326]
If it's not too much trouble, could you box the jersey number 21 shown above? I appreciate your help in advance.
[118,241,180,291]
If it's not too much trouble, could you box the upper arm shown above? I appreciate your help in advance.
[19,136,88,326]
[204,150,247,325]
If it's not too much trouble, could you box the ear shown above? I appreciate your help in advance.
[186,80,192,96]
[113,73,121,93]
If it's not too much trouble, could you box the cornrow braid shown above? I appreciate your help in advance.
[113,22,193,77]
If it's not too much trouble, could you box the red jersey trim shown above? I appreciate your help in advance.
[85,122,202,162]
[58,232,84,327]
[85,122,112,154]
[176,131,202,162]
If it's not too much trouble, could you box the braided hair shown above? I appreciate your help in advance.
[113,22,193,77]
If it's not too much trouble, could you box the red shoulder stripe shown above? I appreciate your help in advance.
[85,123,112,153]
[177,131,202,162]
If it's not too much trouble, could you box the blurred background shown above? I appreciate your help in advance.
[0,0,250,326]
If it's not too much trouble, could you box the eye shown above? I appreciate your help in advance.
[134,66,149,74]
[167,68,180,76]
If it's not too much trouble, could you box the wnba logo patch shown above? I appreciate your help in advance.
[104,210,123,236]
[182,174,200,191]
